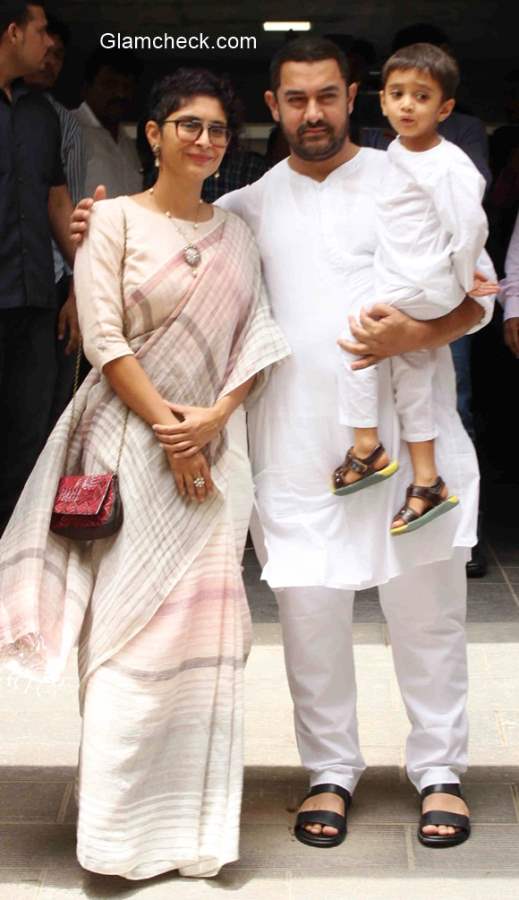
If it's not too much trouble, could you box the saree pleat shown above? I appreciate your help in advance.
[0,198,290,877]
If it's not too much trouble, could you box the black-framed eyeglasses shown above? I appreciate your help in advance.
[163,116,231,148]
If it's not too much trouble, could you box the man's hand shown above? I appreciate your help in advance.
[153,402,226,458]
[57,288,80,355]
[504,317,519,358]
[338,304,424,370]
[70,184,107,247]
[338,287,490,370]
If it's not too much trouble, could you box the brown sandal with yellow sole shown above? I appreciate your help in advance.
[391,476,459,536]
[332,443,399,496]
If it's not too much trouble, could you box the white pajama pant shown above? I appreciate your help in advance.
[339,349,439,442]
[338,288,458,442]
[275,551,468,795]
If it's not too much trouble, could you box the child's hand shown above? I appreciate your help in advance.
[468,270,498,298]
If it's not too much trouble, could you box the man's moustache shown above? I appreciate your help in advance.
[298,123,331,136]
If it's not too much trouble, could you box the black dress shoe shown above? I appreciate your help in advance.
[466,542,487,578]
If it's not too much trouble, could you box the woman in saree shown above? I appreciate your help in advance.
[0,69,289,879]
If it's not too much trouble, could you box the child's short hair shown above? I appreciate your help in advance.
[381,43,460,100]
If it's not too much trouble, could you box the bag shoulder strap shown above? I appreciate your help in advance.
[67,201,129,474]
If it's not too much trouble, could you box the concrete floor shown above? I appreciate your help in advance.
[1,522,519,899]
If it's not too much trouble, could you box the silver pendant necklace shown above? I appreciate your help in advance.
[149,187,202,277]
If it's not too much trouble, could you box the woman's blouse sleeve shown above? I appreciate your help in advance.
[74,199,134,372]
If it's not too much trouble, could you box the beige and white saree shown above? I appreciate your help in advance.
[0,197,290,878]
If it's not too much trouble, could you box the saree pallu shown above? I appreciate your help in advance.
[0,201,290,877]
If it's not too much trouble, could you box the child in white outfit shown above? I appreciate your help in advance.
[333,42,496,534]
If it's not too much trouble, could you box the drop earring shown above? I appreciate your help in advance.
[214,170,220,180]
[153,145,160,168]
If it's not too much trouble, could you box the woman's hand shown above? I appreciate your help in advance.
[153,402,226,458]
[165,447,215,502]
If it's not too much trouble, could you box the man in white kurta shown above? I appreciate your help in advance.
[218,40,494,843]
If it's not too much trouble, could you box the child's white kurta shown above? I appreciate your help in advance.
[338,137,490,440]
[218,149,493,591]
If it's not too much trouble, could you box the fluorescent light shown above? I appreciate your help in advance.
[263,21,312,32]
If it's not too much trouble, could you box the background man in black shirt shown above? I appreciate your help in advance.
[0,2,78,534]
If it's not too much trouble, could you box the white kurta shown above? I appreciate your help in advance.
[217,149,493,591]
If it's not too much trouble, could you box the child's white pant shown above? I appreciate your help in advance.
[338,289,458,443]
[339,349,439,442]
[275,551,468,794]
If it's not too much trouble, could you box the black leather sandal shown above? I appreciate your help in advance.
[418,783,471,848]
[294,783,351,848]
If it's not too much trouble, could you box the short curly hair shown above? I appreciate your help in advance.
[147,67,241,136]
[137,68,241,188]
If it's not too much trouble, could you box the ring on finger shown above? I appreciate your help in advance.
[193,476,206,488]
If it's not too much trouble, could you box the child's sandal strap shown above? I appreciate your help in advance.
[406,477,445,507]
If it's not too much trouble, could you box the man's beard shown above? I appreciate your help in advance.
[283,117,349,162]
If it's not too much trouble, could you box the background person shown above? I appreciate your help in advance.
[25,12,86,426]
[201,139,269,202]
[500,209,519,358]
[0,1,78,536]
[74,47,142,197]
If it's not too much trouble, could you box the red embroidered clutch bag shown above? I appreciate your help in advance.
[50,473,123,541]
